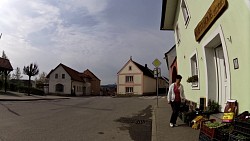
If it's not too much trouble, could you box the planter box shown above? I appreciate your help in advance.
[200,119,227,139]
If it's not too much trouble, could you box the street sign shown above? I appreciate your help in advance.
[152,58,161,68]
[154,68,161,78]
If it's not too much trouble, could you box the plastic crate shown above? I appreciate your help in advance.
[214,127,230,141]
[229,132,250,141]
[234,111,250,136]
[235,111,249,121]
[199,132,219,141]
[234,125,250,136]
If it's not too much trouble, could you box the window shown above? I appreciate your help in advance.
[181,0,191,26]
[55,74,58,79]
[126,87,133,93]
[62,74,65,79]
[129,66,132,71]
[175,24,181,44]
[55,84,64,92]
[190,53,199,87]
[125,76,133,83]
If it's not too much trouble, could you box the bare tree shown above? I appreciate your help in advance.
[23,63,39,95]
[12,67,23,80]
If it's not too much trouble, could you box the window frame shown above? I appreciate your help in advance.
[180,0,191,27]
[62,74,65,79]
[189,50,200,89]
[129,66,132,71]
[125,87,134,94]
[125,76,134,83]
[55,73,58,79]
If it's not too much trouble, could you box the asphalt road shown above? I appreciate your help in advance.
[0,96,156,141]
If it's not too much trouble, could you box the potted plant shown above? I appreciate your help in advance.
[187,75,198,83]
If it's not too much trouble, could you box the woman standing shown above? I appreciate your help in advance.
[167,75,185,127]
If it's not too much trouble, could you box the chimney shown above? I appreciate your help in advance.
[145,64,147,68]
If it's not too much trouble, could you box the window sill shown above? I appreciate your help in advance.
[190,82,200,90]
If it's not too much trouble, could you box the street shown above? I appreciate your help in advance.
[0,97,156,141]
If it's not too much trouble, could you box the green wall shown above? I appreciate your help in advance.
[174,0,250,112]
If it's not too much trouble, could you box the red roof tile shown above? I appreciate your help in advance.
[0,58,13,71]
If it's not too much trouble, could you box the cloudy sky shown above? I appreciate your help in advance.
[0,0,174,84]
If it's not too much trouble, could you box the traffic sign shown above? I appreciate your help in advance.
[152,59,161,68]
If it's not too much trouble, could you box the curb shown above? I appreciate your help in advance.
[0,98,70,101]
[152,105,157,141]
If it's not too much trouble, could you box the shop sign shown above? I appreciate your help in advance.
[194,0,227,42]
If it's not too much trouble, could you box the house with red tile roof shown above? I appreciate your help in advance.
[83,69,101,95]
[117,57,167,95]
[47,63,100,96]
[0,57,13,92]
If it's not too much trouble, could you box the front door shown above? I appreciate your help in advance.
[215,46,228,110]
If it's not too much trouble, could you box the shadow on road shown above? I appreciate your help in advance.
[0,103,21,116]
[115,105,152,141]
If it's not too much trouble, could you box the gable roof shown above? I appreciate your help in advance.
[132,61,154,78]
[164,45,176,69]
[83,69,100,81]
[117,57,154,78]
[60,64,83,82]
[0,58,13,71]
[46,63,92,82]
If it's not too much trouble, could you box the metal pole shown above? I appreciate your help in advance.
[156,67,159,107]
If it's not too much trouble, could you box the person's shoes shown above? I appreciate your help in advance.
[170,123,174,127]
[174,124,178,127]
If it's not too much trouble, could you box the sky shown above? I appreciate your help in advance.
[0,0,175,85]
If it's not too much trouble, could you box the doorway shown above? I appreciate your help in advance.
[215,46,228,110]
[203,28,231,111]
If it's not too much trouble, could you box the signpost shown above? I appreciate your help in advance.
[152,59,161,107]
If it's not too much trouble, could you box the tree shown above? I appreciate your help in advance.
[35,72,47,89]
[23,63,39,95]
[12,67,23,80]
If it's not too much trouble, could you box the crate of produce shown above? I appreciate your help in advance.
[229,132,250,141]
[200,119,227,138]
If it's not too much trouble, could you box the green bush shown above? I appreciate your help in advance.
[18,86,44,96]
[30,87,44,96]
[9,83,18,91]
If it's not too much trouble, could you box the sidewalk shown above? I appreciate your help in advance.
[0,91,70,101]
[152,97,200,141]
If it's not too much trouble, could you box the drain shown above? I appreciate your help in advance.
[117,117,151,125]
[135,120,146,124]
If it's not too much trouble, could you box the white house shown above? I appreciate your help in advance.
[117,57,166,95]
[47,63,92,96]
